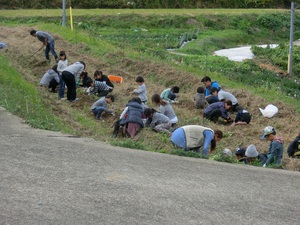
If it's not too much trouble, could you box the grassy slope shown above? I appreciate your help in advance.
[0,9,300,170]
[0,8,289,17]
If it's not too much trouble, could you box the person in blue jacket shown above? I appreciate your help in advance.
[260,126,284,167]
[201,76,220,104]
[170,125,223,157]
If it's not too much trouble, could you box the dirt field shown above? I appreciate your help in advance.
[1,26,300,170]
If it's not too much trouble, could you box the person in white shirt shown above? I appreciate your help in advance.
[57,50,68,99]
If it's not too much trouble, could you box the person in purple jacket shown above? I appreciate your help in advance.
[203,100,233,123]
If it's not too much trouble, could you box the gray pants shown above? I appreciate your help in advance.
[153,121,172,134]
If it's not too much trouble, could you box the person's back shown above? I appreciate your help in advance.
[40,67,59,86]
[159,102,177,122]
[36,31,54,44]
[266,138,284,165]
[287,134,300,158]
[151,112,170,128]
[90,97,106,110]
[204,101,223,114]
[194,87,206,109]
[218,89,238,105]
[122,101,144,127]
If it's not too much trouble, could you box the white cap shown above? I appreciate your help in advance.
[223,148,233,157]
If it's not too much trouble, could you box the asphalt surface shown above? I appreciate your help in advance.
[1,106,300,225]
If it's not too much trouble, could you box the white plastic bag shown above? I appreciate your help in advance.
[259,104,278,118]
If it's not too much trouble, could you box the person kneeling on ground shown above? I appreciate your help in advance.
[231,109,251,126]
[194,86,206,109]
[86,79,113,97]
[90,95,115,120]
[40,65,60,93]
[203,100,233,123]
[287,132,300,158]
[260,126,284,167]
[112,97,144,138]
[235,147,247,163]
[170,125,223,157]
[160,86,180,103]
[144,108,172,134]
[151,93,178,127]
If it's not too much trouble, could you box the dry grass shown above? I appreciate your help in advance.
[1,26,300,171]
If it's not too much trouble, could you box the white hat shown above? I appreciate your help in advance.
[245,144,259,157]
[262,126,276,139]
[223,148,233,157]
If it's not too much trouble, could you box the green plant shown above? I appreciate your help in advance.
[110,139,147,150]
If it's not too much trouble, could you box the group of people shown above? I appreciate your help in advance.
[194,76,251,126]
[33,29,300,168]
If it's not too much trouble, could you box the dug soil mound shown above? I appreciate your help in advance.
[1,26,300,170]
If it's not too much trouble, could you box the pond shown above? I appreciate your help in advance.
[213,44,279,62]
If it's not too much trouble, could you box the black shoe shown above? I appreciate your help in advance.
[112,132,118,138]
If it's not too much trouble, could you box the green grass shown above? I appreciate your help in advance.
[0,8,290,18]
[1,10,299,170]
[0,54,72,132]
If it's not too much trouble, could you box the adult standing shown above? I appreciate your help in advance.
[62,61,86,102]
[170,125,223,157]
[30,29,58,63]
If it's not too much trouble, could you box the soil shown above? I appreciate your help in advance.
[1,26,300,171]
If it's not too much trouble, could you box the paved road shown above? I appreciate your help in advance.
[0,106,300,225]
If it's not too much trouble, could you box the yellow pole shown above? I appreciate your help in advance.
[70,7,74,31]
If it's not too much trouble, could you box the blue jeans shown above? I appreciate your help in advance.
[92,107,109,119]
[58,74,65,98]
[45,40,58,60]
[168,92,176,100]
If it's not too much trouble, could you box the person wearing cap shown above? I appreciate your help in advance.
[235,147,247,163]
[170,125,223,157]
[223,148,233,157]
[203,100,233,123]
[260,126,284,167]
[287,132,300,158]
[200,76,221,104]
[245,144,259,164]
